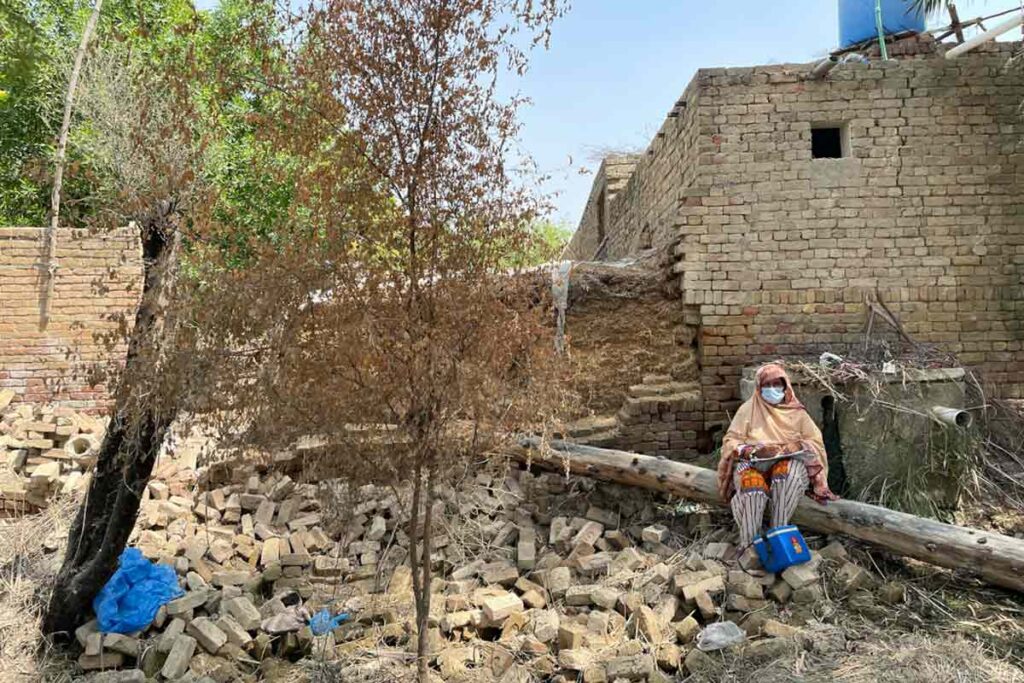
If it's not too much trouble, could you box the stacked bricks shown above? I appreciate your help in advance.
[571,43,1024,432]
[613,375,703,459]
[0,227,142,412]
[0,397,105,514]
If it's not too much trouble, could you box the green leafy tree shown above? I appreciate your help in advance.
[528,219,573,264]
[911,1,987,16]
[1,0,297,238]
[0,0,80,224]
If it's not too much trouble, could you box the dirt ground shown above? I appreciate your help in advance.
[561,263,697,420]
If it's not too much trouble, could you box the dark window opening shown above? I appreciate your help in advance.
[812,126,844,159]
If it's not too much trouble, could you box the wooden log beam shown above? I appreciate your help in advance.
[948,3,966,44]
[512,437,1024,594]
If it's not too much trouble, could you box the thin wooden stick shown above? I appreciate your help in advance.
[948,2,966,43]
[43,0,104,327]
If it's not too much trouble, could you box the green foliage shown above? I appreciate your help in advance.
[910,0,944,13]
[526,220,573,265]
[0,0,79,224]
[199,111,299,266]
[0,0,297,243]
[2,0,550,280]
[855,421,978,522]
[911,0,988,16]
[188,0,304,266]
[495,220,572,269]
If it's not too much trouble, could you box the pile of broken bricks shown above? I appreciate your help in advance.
[63,450,906,682]
[416,493,888,682]
[0,395,106,514]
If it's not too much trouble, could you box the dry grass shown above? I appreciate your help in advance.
[302,653,417,682]
[784,358,1024,523]
[561,262,696,419]
[0,497,79,682]
[702,631,1024,683]
[828,634,1024,683]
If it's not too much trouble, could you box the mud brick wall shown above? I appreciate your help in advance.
[573,43,1024,440]
[0,227,142,411]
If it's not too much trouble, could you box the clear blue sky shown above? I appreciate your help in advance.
[516,1,1020,227]
[194,0,1020,227]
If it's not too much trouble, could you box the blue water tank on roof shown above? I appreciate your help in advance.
[839,0,926,48]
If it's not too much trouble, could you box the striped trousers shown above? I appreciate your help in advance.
[730,458,809,548]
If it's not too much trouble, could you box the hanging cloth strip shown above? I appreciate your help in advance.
[551,260,573,354]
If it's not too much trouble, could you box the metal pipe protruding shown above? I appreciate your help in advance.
[945,11,1024,60]
[930,406,973,429]
[809,57,839,80]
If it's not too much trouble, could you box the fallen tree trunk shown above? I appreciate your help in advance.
[513,437,1024,595]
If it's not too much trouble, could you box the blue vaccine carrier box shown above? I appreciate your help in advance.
[753,525,811,574]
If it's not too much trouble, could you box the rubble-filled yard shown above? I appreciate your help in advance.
[2,413,1023,683]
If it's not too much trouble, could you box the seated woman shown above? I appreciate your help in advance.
[717,363,838,551]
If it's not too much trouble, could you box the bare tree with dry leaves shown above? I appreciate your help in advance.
[42,45,200,637]
[184,0,568,677]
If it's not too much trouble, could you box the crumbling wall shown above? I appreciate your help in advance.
[606,82,702,260]
[568,84,701,263]
[0,227,141,411]
[563,263,695,417]
[566,155,641,260]
[560,263,703,459]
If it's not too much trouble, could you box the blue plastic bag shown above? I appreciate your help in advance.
[309,609,350,636]
[93,547,184,634]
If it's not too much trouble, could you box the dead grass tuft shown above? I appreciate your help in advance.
[828,634,1024,683]
[0,497,79,682]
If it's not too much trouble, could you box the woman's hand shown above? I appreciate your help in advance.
[736,443,761,459]
[743,443,781,458]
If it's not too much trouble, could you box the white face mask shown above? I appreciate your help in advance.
[761,386,786,405]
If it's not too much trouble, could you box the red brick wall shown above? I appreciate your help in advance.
[0,227,142,411]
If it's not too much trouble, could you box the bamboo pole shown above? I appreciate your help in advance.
[512,437,1024,594]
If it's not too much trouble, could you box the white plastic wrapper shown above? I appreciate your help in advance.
[696,621,746,651]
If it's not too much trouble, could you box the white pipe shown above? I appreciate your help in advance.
[809,57,838,80]
[930,406,973,429]
[945,12,1023,59]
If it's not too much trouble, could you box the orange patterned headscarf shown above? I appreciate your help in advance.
[717,363,836,503]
